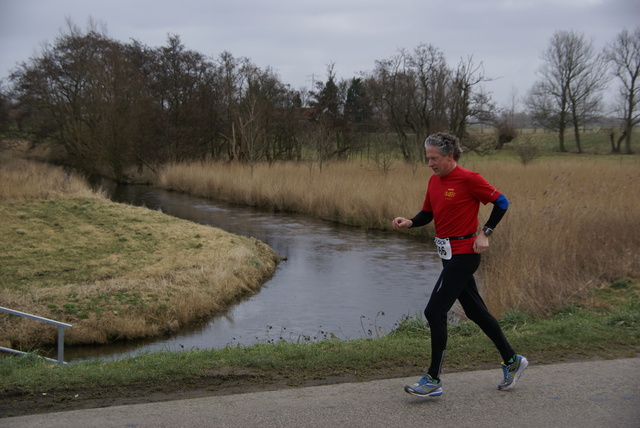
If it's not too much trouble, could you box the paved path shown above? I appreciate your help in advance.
[4,357,639,427]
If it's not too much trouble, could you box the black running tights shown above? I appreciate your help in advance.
[424,253,515,380]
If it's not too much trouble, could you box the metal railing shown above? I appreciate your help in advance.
[0,306,73,365]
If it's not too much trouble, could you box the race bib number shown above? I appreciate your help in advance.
[435,237,452,260]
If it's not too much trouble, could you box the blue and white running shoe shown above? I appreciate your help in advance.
[404,374,443,397]
[498,354,529,390]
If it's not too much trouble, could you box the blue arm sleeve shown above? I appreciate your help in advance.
[494,194,509,210]
[485,194,509,229]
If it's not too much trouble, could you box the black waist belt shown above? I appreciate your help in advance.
[440,233,477,241]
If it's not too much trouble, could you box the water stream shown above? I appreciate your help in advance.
[63,185,441,361]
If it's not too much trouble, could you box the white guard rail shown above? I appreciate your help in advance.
[0,306,73,365]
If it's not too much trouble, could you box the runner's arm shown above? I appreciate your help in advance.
[409,210,433,228]
[484,194,509,229]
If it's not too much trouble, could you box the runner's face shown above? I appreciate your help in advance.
[425,146,456,177]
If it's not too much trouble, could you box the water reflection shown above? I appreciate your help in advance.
[64,186,441,361]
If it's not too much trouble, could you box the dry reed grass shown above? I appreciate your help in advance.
[468,157,640,314]
[0,155,100,202]
[157,161,428,229]
[158,157,640,316]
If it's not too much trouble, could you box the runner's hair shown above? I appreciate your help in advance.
[424,133,463,161]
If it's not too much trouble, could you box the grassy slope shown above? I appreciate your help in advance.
[0,197,279,347]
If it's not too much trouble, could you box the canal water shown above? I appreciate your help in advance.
[64,186,441,361]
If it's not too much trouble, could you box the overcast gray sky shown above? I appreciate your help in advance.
[1,0,639,107]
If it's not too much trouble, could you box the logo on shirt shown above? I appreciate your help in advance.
[444,188,455,200]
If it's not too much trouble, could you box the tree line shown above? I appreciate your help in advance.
[525,28,639,154]
[0,21,638,181]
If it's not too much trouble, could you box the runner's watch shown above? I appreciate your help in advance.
[482,226,493,237]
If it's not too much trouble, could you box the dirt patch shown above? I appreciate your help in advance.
[0,368,417,419]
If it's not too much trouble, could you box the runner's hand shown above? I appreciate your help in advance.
[473,233,489,253]
[392,217,412,230]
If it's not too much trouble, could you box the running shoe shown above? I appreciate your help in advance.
[404,374,443,397]
[498,354,529,390]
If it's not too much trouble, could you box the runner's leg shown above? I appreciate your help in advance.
[457,273,516,363]
[424,254,480,379]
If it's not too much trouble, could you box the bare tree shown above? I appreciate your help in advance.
[306,115,335,171]
[83,34,151,180]
[235,66,283,168]
[308,64,351,160]
[366,55,413,160]
[494,87,519,150]
[566,41,608,153]
[605,26,640,154]
[149,35,222,161]
[527,31,607,153]
[215,51,250,161]
[525,80,559,132]
[0,81,10,138]
[367,44,450,161]
[10,19,126,177]
[448,56,495,138]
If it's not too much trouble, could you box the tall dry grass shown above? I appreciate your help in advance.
[469,157,640,314]
[0,155,100,202]
[157,161,429,229]
[158,157,640,316]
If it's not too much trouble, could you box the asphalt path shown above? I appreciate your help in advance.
[5,357,639,428]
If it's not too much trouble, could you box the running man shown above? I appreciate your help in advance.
[392,132,528,397]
